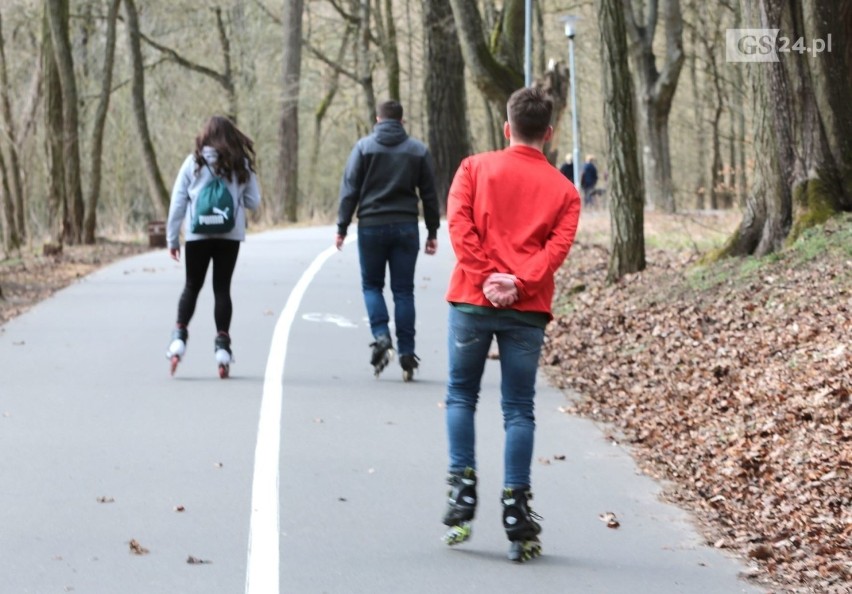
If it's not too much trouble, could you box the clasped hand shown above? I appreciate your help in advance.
[483,272,518,307]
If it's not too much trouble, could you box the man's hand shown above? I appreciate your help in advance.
[169,247,181,262]
[424,238,437,255]
[483,272,518,307]
[335,234,345,250]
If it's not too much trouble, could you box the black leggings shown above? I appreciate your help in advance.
[176,239,240,333]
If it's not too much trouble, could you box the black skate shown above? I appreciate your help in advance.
[166,327,188,376]
[214,333,232,379]
[441,467,477,546]
[502,487,543,562]
[369,335,394,378]
[400,354,420,382]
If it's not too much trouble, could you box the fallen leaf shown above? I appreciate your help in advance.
[96,496,115,504]
[599,512,620,529]
[174,505,185,512]
[129,539,149,555]
[186,555,212,564]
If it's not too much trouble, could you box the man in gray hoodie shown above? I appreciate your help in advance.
[335,100,440,381]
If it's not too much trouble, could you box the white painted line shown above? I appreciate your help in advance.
[245,240,348,594]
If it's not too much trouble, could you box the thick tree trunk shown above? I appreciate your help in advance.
[598,0,646,282]
[124,0,169,219]
[375,0,401,101]
[424,0,471,214]
[46,0,84,244]
[83,0,120,244]
[624,0,684,213]
[278,0,303,223]
[355,0,376,126]
[721,0,852,257]
[688,21,707,209]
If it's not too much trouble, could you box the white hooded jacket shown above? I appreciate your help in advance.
[166,146,261,249]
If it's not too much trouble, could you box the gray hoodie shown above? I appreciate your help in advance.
[166,146,261,249]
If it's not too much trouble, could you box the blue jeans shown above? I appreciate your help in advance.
[445,307,545,489]
[357,222,420,356]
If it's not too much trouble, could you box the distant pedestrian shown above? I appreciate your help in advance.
[580,154,598,207]
[439,87,581,562]
[164,115,261,379]
[558,153,574,184]
[335,100,440,381]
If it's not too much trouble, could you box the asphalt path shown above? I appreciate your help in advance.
[0,224,764,594]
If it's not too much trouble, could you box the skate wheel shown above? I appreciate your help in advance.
[218,364,230,379]
[170,355,181,376]
[402,369,414,382]
[442,522,472,546]
[507,538,542,562]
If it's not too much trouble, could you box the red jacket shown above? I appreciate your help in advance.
[445,145,581,319]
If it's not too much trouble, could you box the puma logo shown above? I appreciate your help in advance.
[212,206,230,219]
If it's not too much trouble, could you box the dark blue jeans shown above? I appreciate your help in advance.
[445,306,545,489]
[357,222,420,356]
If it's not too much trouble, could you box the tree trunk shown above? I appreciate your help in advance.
[124,0,169,219]
[0,11,24,250]
[355,0,377,125]
[278,0,303,223]
[83,0,120,244]
[720,0,852,257]
[44,7,67,247]
[623,0,684,213]
[598,0,646,282]
[423,0,471,214]
[374,0,401,101]
[45,0,84,244]
[688,16,707,210]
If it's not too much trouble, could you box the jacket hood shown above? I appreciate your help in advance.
[373,120,408,146]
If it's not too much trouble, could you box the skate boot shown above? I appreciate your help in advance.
[502,487,543,562]
[369,334,394,378]
[166,327,188,376]
[400,354,420,382]
[214,332,232,379]
[441,467,477,546]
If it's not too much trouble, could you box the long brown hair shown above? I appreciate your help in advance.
[193,115,256,184]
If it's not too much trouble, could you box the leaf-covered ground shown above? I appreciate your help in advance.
[0,240,150,326]
[544,210,851,593]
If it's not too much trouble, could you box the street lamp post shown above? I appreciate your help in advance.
[560,16,581,183]
[525,0,533,86]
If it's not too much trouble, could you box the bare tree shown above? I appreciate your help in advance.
[278,0,304,223]
[598,0,646,282]
[623,0,685,212]
[123,0,169,218]
[83,0,121,244]
[374,0,401,101]
[719,0,852,257]
[0,11,24,250]
[46,0,84,243]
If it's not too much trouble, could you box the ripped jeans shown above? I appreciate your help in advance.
[444,306,545,489]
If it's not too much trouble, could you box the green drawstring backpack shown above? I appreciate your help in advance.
[191,162,236,234]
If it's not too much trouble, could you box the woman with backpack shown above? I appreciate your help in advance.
[164,115,261,378]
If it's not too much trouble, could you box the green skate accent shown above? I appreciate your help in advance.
[442,521,472,546]
[507,538,542,562]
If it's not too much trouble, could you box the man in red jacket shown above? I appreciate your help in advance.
[440,87,581,562]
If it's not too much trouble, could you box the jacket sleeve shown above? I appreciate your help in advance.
[242,169,261,212]
[166,156,194,249]
[447,158,498,288]
[418,150,441,239]
[336,143,364,236]
[514,188,581,299]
